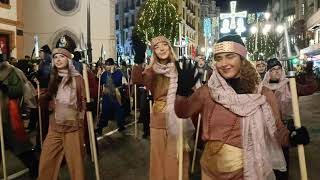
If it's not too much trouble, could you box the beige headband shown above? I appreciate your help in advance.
[52,48,72,59]
[151,36,171,49]
[214,41,247,57]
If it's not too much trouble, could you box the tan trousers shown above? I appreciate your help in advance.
[38,127,85,180]
[150,128,189,180]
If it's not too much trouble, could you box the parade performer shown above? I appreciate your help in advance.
[261,58,311,180]
[29,45,52,147]
[132,36,194,180]
[174,35,309,180]
[0,54,39,178]
[96,58,127,135]
[296,60,318,96]
[38,48,90,180]
[195,55,212,89]
[256,58,267,79]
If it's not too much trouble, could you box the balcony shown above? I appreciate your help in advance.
[186,21,195,30]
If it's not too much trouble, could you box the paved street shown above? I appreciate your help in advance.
[1,92,320,180]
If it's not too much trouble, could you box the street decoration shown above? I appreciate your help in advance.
[220,1,247,35]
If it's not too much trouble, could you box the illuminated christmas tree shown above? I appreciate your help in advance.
[135,0,181,43]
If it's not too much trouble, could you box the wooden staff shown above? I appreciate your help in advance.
[191,69,207,173]
[178,117,183,180]
[83,64,101,180]
[127,68,132,110]
[36,80,43,147]
[178,22,184,180]
[134,84,137,138]
[0,100,7,180]
[148,90,152,114]
[191,114,201,174]
[96,69,103,122]
[284,25,308,180]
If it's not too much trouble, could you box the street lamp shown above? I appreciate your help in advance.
[263,24,272,35]
[250,26,258,34]
[264,12,271,21]
[276,24,284,34]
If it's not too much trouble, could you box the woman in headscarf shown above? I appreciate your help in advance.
[132,36,194,180]
[174,35,309,180]
[38,48,87,180]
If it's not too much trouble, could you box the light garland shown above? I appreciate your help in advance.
[136,0,181,43]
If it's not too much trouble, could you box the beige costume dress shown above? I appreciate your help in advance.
[132,65,189,180]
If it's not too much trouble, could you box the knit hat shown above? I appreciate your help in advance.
[267,58,282,71]
[52,48,72,59]
[214,35,247,57]
[151,36,171,49]
[40,45,52,54]
[105,58,115,66]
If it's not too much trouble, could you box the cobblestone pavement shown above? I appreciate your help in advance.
[1,92,320,180]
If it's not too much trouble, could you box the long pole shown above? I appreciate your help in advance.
[83,64,101,180]
[96,70,103,123]
[284,25,308,180]
[127,68,132,110]
[191,114,201,173]
[0,100,7,180]
[134,84,137,138]
[87,0,93,64]
[178,22,184,180]
[37,81,43,147]
[191,69,207,173]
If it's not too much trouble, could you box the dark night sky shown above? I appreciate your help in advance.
[216,0,271,13]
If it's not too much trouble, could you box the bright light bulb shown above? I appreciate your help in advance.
[276,25,284,34]
[264,12,271,20]
[264,24,272,32]
[250,26,258,34]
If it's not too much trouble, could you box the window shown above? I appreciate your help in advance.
[131,14,135,25]
[116,3,119,15]
[116,20,119,30]
[50,0,80,16]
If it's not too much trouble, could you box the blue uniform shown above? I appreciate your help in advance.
[98,69,125,129]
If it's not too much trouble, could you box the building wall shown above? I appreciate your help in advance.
[199,0,219,51]
[174,0,200,55]
[23,0,116,62]
[0,0,23,58]
[115,0,144,61]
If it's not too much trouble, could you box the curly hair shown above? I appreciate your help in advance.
[237,57,261,94]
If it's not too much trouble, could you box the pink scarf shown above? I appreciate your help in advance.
[56,59,81,106]
[207,67,286,180]
[152,61,195,144]
[262,70,292,120]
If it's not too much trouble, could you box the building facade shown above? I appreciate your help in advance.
[0,0,23,59]
[23,0,116,62]
[301,0,320,59]
[175,0,201,57]
[198,0,220,52]
[115,0,146,62]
